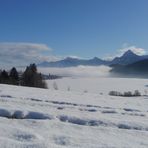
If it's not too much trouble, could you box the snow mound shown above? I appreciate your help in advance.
[0,108,53,120]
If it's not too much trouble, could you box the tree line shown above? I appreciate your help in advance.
[0,64,47,88]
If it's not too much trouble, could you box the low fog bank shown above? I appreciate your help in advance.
[7,65,148,79]
[38,65,112,78]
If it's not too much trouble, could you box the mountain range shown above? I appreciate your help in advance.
[38,50,148,67]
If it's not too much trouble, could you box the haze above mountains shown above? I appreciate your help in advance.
[38,50,148,67]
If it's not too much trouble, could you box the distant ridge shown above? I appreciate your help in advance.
[38,56,109,67]
[38,50,148,67]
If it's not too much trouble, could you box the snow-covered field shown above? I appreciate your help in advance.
[47,77,148,95]
[0,77,148,148]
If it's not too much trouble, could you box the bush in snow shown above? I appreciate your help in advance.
[109,91,121,96]
[133,90,141,96]
[109,90,141,97]
[123,91,133,97]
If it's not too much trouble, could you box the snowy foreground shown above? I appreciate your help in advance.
[0,77,148,148]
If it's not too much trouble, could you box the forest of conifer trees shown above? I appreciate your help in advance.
[0,64,47,88]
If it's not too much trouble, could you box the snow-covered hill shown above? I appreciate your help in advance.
[0,77,148,147]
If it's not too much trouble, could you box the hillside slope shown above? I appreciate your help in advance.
[111,59,148,77]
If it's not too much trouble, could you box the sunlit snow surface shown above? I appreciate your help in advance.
[0,77,148,148]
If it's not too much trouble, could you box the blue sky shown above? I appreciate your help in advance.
[0,0,148,65]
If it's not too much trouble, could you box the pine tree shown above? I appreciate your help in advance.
[9,67,19,85]
[21,64,47,88]
[0,70,9,84]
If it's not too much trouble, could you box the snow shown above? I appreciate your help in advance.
[0,77,148,147]
[47,77,148,95]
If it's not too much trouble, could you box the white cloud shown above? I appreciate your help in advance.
[104,45,147,60]
[119,45,147,56]
[0,42,58,67]
[66,55,82,59]
[38,65,112,78]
